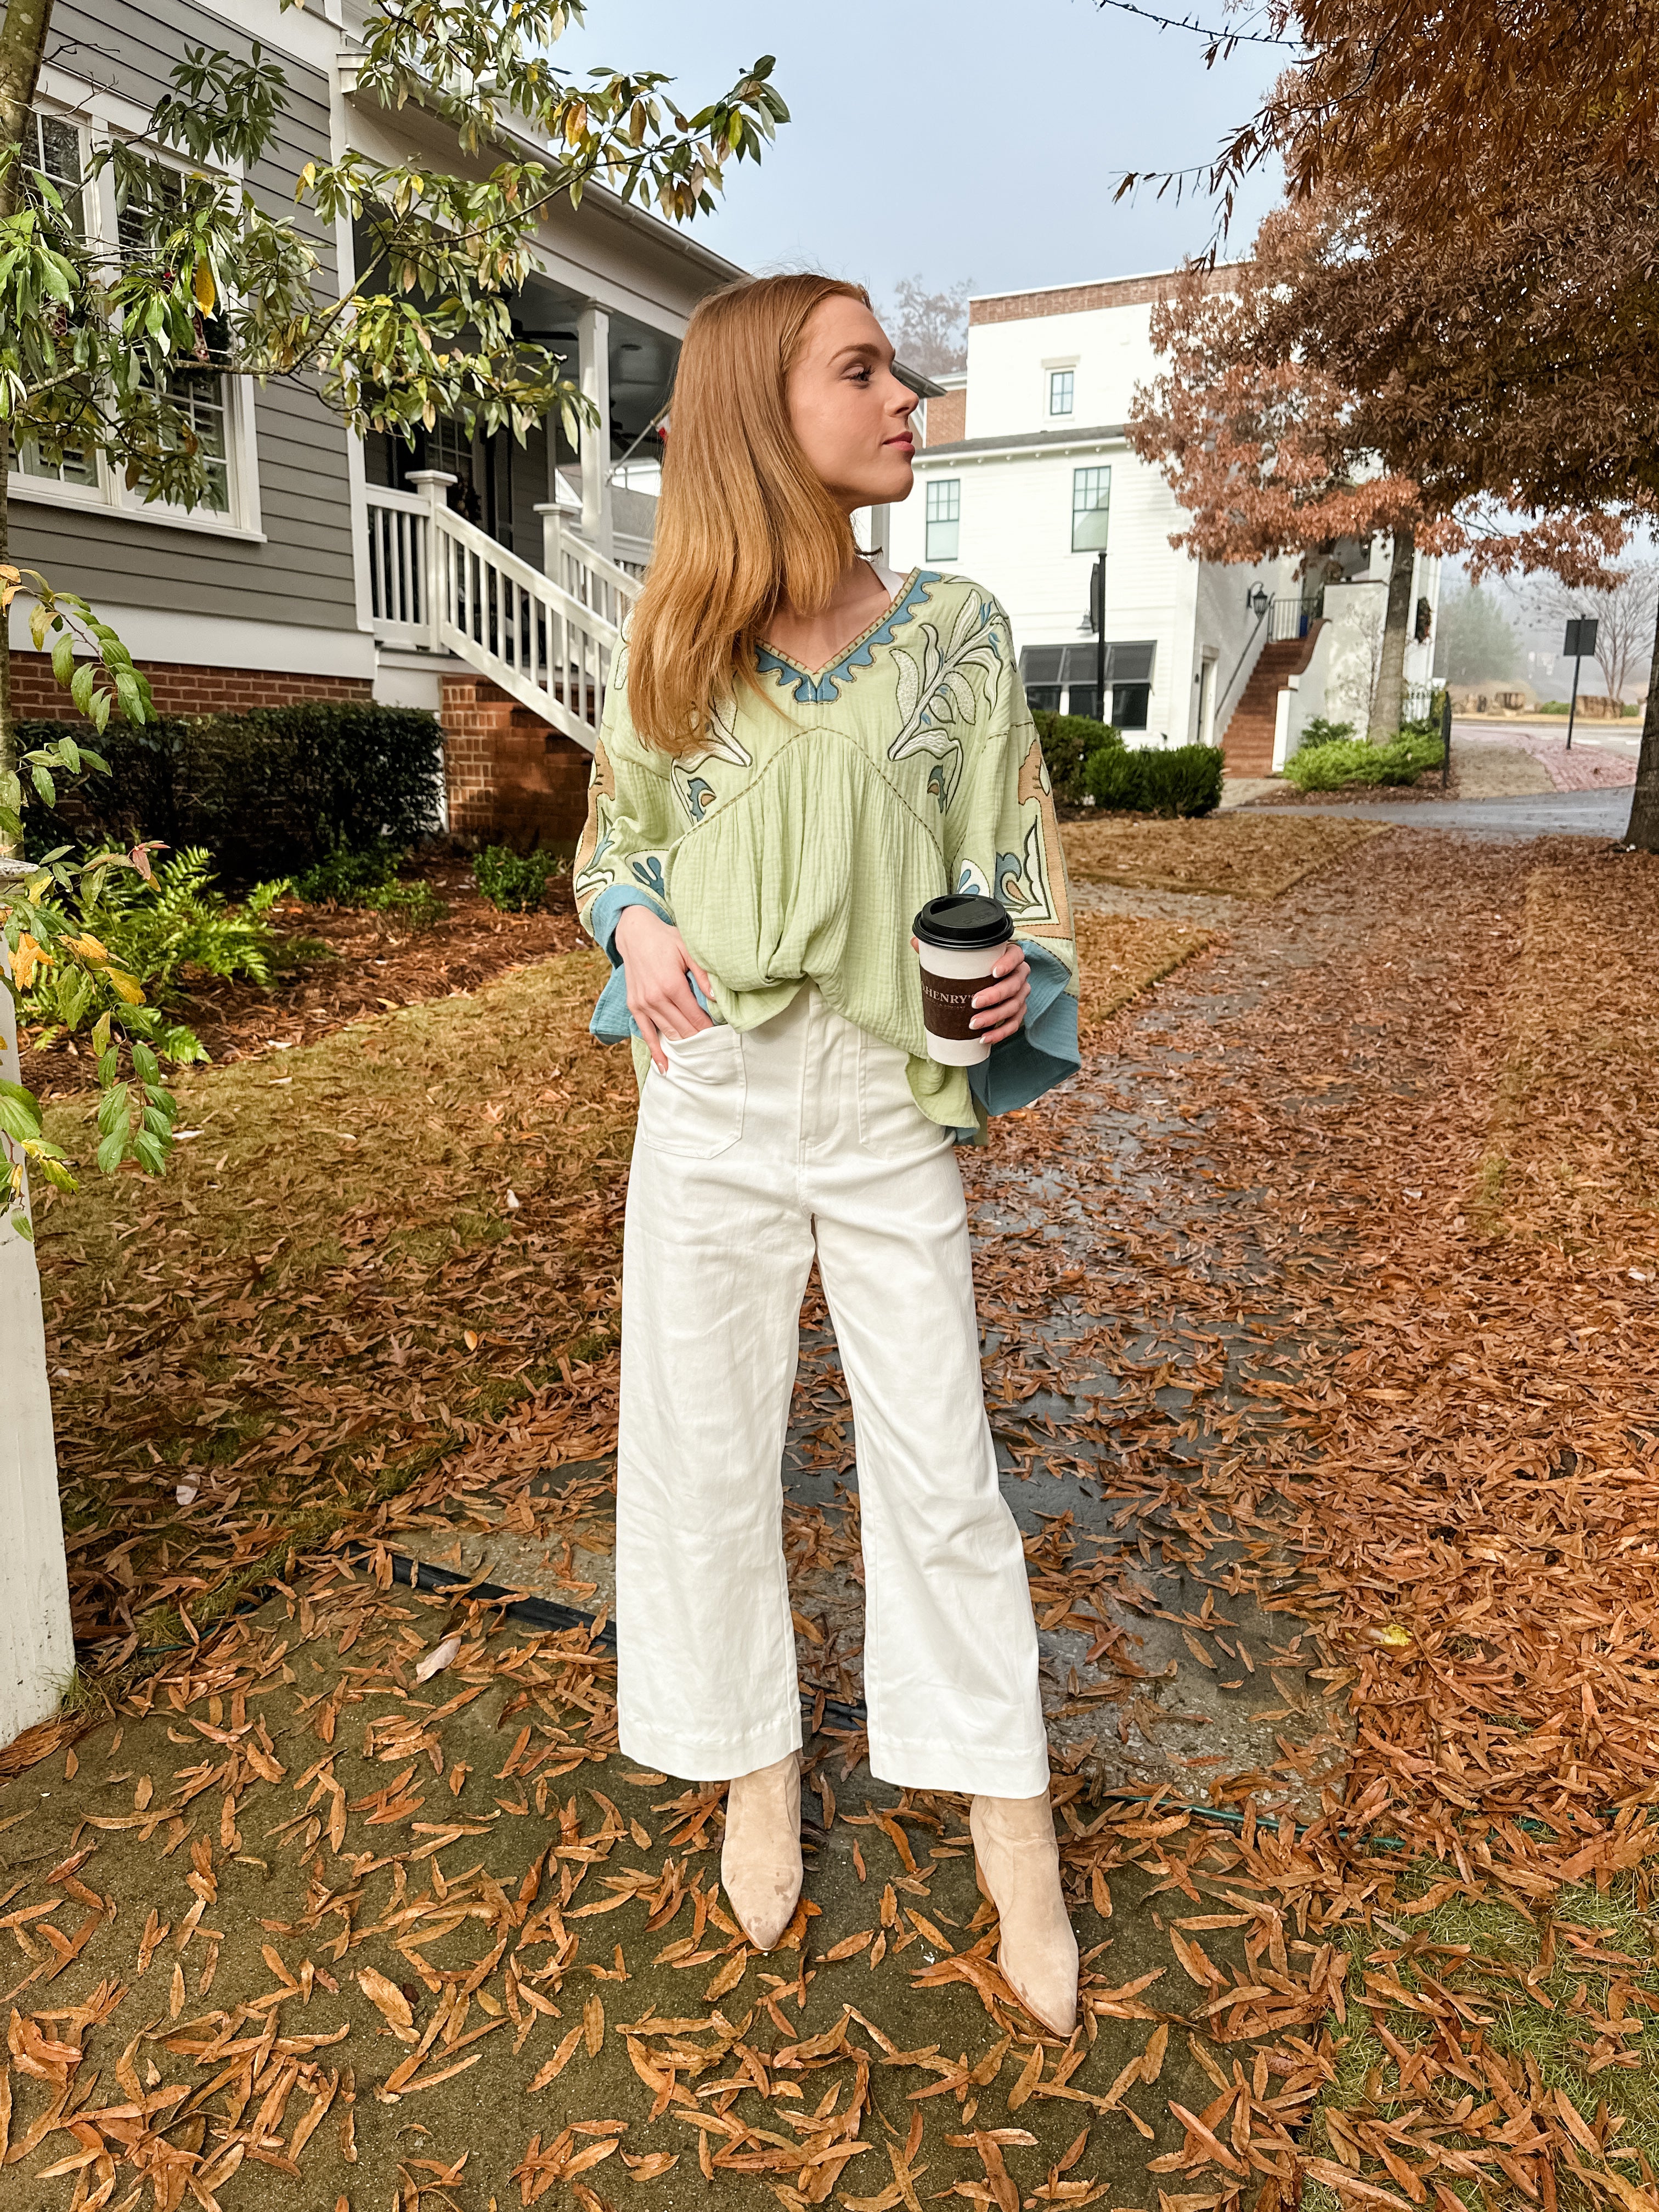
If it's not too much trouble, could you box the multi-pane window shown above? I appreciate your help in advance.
[1071,465,1110,552]
[120,159,233,514]
[1048,368,1074,418]
[925,477,961,563]
[18,114,95,486]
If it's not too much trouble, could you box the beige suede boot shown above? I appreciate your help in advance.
[721,1751,803,1951]
[969,1791,1079,2038]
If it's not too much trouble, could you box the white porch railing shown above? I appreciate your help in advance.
[364,473,642,751]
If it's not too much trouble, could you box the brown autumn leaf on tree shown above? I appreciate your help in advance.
[1127,198,1630,741]
[1139,0,1659,832]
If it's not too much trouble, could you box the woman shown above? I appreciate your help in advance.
[573,273,1081,2035]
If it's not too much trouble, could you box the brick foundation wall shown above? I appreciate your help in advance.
[8,652,373,721]
[443,673,592,846]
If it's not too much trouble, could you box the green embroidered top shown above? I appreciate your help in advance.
[572,566,1078,1135]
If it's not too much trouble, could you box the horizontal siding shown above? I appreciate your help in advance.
[16,0,359,633]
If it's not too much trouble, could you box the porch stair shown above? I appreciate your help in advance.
[365,472,641,752]
[366,474,644,843]
[1221,623,1326,776]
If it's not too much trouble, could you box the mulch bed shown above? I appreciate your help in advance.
[20,860,584,1103]
[1244,779,1460,806]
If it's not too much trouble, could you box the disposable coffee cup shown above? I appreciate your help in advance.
[913,893,1015,1066]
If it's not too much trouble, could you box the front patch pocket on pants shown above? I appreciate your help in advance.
[637,1024,746,1158]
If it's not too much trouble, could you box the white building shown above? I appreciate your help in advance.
[884,272,1441,770]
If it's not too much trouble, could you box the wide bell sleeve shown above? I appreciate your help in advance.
[942,611,1080,1118]
[572,651,686,1043]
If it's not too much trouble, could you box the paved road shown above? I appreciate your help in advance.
[1271,787,1634,838]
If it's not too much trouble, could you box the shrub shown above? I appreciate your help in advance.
[296,840,405,906]
[474,844,564,913]
[1031,708,1122,805]
[23,702,444,882]
[1284,727,1446,791]
[1083,742,1224,817]
[1296,715,1357,752]
[364,879,448,931]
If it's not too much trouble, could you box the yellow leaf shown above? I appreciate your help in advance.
[1369,1623,1413,1649]
[106,969,146,1006]
[194,257,216,314]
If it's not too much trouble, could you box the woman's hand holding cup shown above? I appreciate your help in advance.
[615,904,714,1073]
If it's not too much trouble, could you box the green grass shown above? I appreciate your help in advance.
[1303,1865,1659,2211]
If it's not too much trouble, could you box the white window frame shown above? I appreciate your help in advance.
[1042,354,1079,422]
[1047,368,1074,418]
[6,73,265,544]
[925,476,961,563]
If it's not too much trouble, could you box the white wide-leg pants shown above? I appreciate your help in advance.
[617,985,1047,1797]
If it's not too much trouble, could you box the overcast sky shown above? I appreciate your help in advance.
[556,0,1289,307]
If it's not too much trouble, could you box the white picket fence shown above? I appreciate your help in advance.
[364,472,641,751]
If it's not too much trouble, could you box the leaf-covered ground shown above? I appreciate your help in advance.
[1062,815,1384,899]
[5,817,1659,2212]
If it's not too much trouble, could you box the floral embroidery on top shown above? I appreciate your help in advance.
[887,592,1006,813]
[755,570,940,703]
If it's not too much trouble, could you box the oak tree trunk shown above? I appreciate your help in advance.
[1622,589,1659,850]
[1368,521,1417,742]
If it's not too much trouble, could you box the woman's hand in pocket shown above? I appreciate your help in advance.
[616,906,714,1073]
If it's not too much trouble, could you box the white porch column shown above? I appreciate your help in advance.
[0,863,72,1752]
[577,303,614,563]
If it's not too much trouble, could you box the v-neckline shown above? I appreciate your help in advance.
[758,565,918,680]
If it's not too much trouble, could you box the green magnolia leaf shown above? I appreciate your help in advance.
[30,764,57,808]
[95,1084,128,1136]
[10,1210,34,1243]
[0,1094,43,1143]
[95,1125,129,1175]
[134,1130,168,1175]
[70,661,97,716]
[50,634,75,686]
[132,1042,160,1086]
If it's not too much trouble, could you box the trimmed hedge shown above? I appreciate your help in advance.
[1085,741,1224,817]
[24,702,444,881]
[1032,708,1122,804]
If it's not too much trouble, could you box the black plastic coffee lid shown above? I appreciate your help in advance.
[913,893,1014,950]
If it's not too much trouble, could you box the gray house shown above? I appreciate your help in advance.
[7,0,753,843]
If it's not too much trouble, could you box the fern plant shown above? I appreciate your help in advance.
[28,847,292,1019]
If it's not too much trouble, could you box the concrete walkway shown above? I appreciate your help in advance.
[1267,787,1634,838]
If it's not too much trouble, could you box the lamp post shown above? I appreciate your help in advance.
[1090,552,1108,723]
[1246,582,1271,625]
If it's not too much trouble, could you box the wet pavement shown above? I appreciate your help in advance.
[1269,786,1631,838]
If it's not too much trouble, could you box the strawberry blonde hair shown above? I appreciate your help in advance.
[625,273,871,754]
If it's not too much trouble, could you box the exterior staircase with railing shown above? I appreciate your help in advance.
[1217,595,1327,777]
[365,469,642,843]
